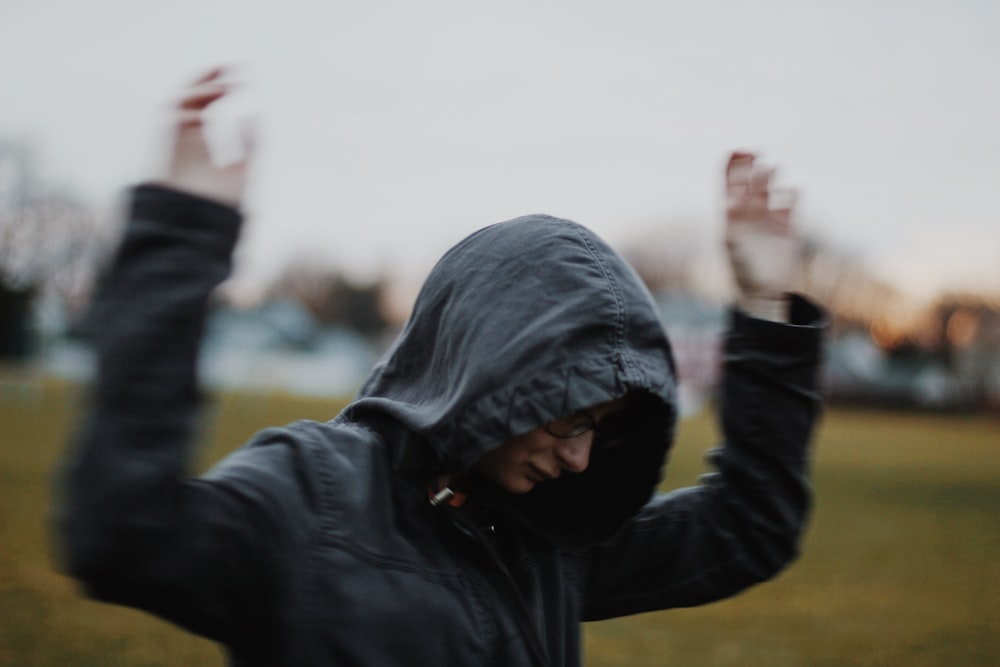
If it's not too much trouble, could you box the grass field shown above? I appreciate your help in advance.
[1,380,997,666]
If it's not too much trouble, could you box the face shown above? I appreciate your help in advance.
[474,398,626,494]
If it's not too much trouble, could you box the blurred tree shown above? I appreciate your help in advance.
[797,235,911,346]
[926,293,1000,407]
[0,283,35,358]
[266,262,390,339]
[619,223,704,295]
[0,139,103,358]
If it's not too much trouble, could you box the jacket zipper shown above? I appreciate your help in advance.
[445,509,550,667]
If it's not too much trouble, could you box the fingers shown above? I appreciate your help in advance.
[191,67,226,86]
[171,67,236,160]
[769,187,797,231]
[168,68,231,171]
[158,66,253,207]
[726,151,755,202]
[179,83,228,112]
[748,167,774,205]
[770,187,797,211]
[726,151,796,229]
[177,109,205,129]
[175,67,236,125]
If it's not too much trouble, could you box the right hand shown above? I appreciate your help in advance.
[158,67,254,209]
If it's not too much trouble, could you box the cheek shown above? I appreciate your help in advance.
[518,429,558,453]
[476,429,555,478]
[475,441,525,480]
[474,449,504,480]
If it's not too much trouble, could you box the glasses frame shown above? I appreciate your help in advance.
[544,410,598,439]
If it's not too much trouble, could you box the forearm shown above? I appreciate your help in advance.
[710,294,825,571]
[59,184,241,576]
[735,292,790,323]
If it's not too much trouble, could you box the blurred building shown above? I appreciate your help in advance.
[200,299,380,398]
[934,299,1000,410]
[655,291,725,417]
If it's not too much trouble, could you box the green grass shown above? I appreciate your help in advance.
[2,380,997,666]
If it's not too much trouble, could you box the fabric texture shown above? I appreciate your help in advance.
[57,185,825,666]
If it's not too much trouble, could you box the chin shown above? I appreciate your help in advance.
[502,478,536,495]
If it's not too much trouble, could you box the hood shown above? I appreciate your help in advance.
[343,215,677,547]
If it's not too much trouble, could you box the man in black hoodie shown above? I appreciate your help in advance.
[58,68,825,666]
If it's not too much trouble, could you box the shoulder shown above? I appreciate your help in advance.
[202,419,390,514]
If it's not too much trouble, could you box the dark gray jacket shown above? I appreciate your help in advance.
[59,185,825,666]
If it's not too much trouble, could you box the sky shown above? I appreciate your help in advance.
[1,0,998,308]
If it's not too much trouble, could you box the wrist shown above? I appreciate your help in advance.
[736,292,790,323]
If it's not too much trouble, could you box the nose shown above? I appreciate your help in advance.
[555,433,593,474]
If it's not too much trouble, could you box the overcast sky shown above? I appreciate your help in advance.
[2,0,997,306]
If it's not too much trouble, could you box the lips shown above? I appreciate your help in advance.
[528,464,558,483]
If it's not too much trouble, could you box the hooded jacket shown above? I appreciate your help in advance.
[59,185,824,666]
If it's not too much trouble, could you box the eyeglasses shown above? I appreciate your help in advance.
[544,410,599,439]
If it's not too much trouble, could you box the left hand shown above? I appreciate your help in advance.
[724,151,800,322]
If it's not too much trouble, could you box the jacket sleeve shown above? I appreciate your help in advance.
[581,295,825,620]
[55,185,316,642]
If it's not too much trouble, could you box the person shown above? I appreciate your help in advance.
[57,68,826,666]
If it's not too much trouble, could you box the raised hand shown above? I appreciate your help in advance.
[158,67,253,208]
[724,151,800,322]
